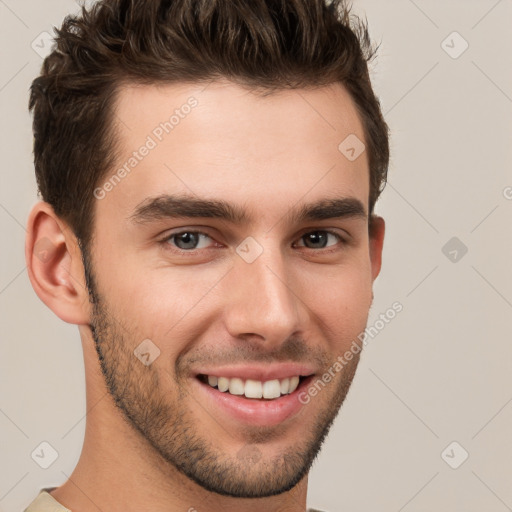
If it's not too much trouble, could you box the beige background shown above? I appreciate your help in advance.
[1,1,511,511]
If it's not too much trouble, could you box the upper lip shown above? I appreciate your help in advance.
[194,363,316,382]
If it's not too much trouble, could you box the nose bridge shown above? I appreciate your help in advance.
[224,241,303,345]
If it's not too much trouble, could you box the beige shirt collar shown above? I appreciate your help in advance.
[25,488,71,512]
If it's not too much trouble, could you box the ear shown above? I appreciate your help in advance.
[368,214,385,282]
[25,201,91,324]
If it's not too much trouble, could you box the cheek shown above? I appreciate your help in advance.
[95,258,225,343]
[298,261,373,344]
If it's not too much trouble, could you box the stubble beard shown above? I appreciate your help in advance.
[83,252,361,498]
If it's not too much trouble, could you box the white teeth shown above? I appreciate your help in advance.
[218,377,229,392]
[245,379,263,399]
[228,377,245,395]
[204,375,305,400]
[262,379,281,399]
[280,378,290,394]
[289,376,300,393]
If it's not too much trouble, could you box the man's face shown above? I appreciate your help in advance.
[85,80,382,498]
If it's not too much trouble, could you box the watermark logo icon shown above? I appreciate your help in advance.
[33,237,56,263]
[31,31,54,59]
[31,441,59,469]
[442,236,468,263]
[441,441,469,469]
[237,444,262,465]
[441,31,469,59]
[338,134,365,162]
[236,236,264,263]
[134,339,161,366]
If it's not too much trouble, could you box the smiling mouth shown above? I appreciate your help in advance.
[197,374,311,400]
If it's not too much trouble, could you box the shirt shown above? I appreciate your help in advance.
[25,488,327,512]
[24,488,70,512]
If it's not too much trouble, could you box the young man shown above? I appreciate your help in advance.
[24,0,389,510]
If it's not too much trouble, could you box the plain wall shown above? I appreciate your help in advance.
[1,1,511,510]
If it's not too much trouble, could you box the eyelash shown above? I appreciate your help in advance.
[159,229,348,255]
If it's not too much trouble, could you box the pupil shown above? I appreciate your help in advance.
[305,231,327,248]
[176,232,198,249]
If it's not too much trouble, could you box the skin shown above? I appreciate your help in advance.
[26,79,385,512]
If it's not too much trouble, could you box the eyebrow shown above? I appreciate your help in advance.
[129,194,367,225]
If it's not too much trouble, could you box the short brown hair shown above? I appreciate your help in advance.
[29,0,389,250]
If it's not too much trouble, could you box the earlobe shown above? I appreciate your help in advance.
[25,201,91,325]
[369,215,385,282]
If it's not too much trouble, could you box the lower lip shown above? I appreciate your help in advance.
[192,376,314,427]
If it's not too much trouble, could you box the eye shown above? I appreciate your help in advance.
[160,228,346,254]
[164,231,214,251]
[295,230,344,250]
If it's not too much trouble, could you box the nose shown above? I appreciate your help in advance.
[222,245,305,348]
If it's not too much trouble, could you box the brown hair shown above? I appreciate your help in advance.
[29,0,389,251]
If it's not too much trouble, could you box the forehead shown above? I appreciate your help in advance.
[102,79,369,222]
